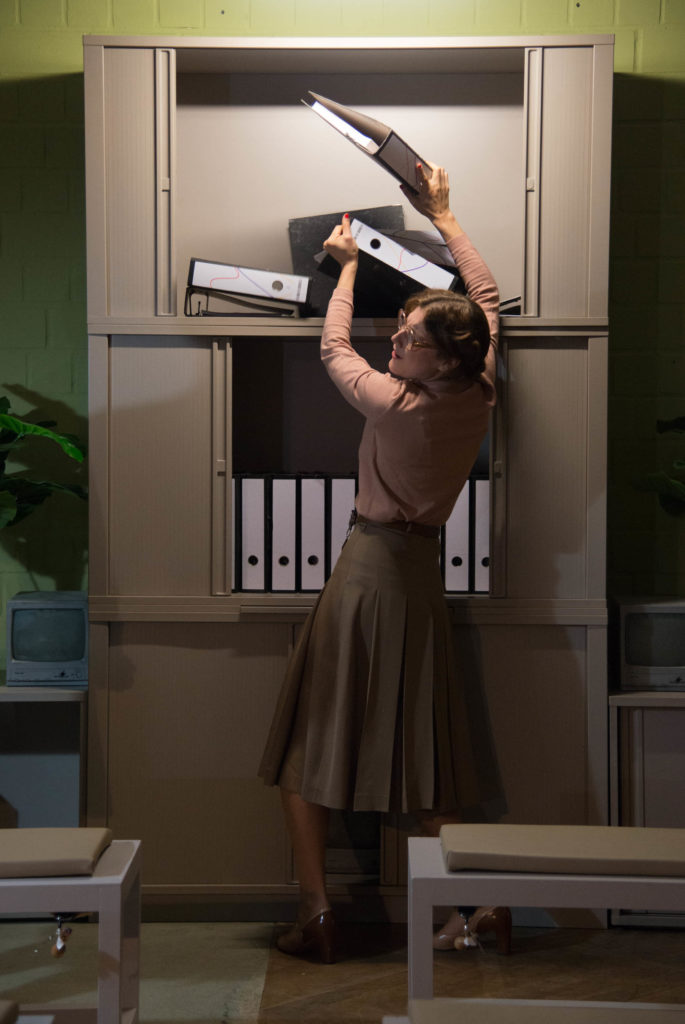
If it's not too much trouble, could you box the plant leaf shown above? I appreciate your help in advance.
[0,491,17,528]
[635,471,685,516]
[1,478,87,526]
[657,417,685,434]
[0,413,85,462]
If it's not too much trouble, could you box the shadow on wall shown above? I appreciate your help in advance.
[0,71,88,596]
[0,385,88,593]
[608,75,685,599]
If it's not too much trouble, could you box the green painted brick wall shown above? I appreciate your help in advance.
[0,0,684,665]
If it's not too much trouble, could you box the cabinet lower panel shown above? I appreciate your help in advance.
[88,618,607,893]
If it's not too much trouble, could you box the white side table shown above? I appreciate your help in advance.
[0,839,141,1024]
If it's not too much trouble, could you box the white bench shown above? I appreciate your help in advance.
[0,828,141,1024]
[408,824,685,1001]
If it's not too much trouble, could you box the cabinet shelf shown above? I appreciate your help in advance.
[0,686,86,703]
[86,593,609,625]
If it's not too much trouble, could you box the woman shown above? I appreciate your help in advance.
[258,162,507,961]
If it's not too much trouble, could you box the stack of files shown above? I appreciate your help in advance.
[288,205,406,317]
[442,476,490,593]
[234,472,489,594]
[234,474,357,592]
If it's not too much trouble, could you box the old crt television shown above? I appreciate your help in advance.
[5,590,88,687]
[620,597,685,691]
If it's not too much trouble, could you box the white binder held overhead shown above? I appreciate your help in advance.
[349,219,459,292]
[302,91,429,194]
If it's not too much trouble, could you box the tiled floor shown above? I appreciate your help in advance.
[2,919,685,1022]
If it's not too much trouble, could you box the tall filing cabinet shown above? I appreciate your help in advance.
[84,35,613,912]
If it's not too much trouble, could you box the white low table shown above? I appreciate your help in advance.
[408,832,685,1000]
[0,838,141,1024]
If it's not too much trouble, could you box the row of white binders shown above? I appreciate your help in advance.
[233,475,490,593]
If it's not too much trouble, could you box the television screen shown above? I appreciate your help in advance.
[625,612,685,667]
[12,608,86,663]
[5,590,88,686]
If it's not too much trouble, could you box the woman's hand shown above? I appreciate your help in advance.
[323,214,359,266]
[401,162,463,243]
[323,214,359,291]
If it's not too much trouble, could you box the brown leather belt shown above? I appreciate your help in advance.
[354,513,440,539]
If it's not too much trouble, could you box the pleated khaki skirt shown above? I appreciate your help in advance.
[258,521,504,815]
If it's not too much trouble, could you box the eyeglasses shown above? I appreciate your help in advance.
[396,309,436,351]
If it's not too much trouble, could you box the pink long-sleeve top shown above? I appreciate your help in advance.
[320,233,499,527]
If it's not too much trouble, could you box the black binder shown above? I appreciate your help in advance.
[288,205,405,317]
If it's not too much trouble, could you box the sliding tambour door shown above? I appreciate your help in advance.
[84,45,175,319]
[105,620,291,887]
[502,332,608,600]
[522,43,613,318]
[100,335,231,596]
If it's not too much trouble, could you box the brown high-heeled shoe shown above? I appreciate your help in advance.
[276,909,338,963]
[453,906,512,954]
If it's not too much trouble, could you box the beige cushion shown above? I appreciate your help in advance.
[440,824,685,877]
[0,1002,18,1024]
[0,828,113,878]
[411,998,685,1023]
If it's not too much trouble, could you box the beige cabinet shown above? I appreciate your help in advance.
[85,34,613,907]
[610,692,685,927]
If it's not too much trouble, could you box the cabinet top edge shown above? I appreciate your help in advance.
[82,33,615,50]
[82,33,613,77]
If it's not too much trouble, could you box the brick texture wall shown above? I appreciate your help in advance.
[0,0,684,668]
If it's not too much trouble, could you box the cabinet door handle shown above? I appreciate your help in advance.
[155,47,176,316]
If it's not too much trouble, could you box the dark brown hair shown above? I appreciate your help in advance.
[404,289,490,379]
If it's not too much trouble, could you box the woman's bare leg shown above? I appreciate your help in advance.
[418,812,474,944]
[280,787,330,925]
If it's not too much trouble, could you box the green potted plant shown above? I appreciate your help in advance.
[0,395,87,529]
[635,416,685,517]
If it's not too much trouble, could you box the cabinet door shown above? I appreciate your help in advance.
[617,707,685,828]
[91,335,231,597]
[105,621,291,888]
[523,44,612,317]
[85,46,175,318]
[501,334,607,600]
